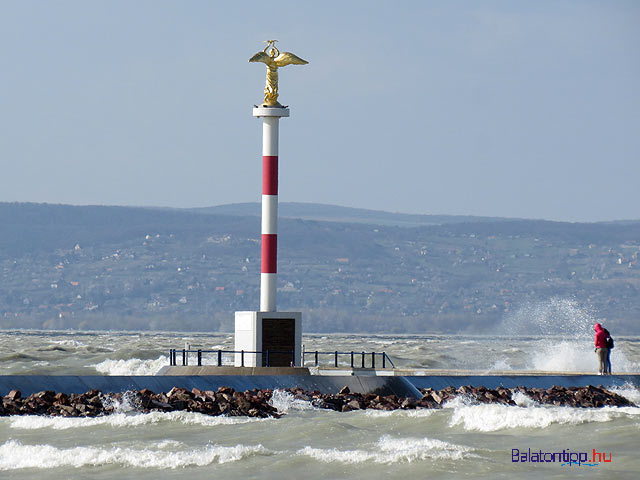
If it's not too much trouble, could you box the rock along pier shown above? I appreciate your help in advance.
[1,384,634,419]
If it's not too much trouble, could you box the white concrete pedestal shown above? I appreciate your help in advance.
[234,311,302,367]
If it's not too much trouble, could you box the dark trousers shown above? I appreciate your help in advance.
[596,347,608,375]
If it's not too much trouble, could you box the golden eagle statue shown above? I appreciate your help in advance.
[249,40,308,107]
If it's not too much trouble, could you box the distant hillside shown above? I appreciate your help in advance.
[0,202,256,258]
[186,202,509,227]
[1,201,640,334]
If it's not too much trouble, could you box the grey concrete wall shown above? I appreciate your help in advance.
[0,375,421,398]
[406,374,640,391]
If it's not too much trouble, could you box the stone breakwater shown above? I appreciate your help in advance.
[0,384,634,418]
[0,387,280,418]
[419,384,634,409]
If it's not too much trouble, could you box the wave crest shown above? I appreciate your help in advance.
[297,435,475,464]
[8,411,260,431]
[0,439,268,470]
[448,403,640,432]
[93,356,168,375]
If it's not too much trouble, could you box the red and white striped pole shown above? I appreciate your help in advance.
[254,107,289,312]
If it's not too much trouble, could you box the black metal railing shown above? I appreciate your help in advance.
[168,348,395,369]
[303,350,395,369]
[168,349,295,368]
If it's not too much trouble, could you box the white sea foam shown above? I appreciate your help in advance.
[488,358,513,371]
[448,403,639,432]
[526,341,640,373]
[503,347,522,353]
[511,391,537,407]
[363,408,437,419]
[101,390,140,413]
[93,356,168,375]
[269,389,313,413]
[155,439,183,450]
[51,339,87,348]
[442,394,478,408]
[609,349,640,373]
[609,384,640,406]
[297,435,475,464]
[373,340,395,346]
[529,341,598,372]
[499,298,640,372]
[501,297,596,337]
[0,439,268,470]
[404,409,438,418]
[8,411,258,430]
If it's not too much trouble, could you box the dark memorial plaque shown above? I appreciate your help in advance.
[261,318,295,366]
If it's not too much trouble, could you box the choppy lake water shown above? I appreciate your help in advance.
[1,329,639,478]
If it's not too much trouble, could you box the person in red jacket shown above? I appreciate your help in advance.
[594,323,609,375]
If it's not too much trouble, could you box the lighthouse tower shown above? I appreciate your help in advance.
[234,41,307,367]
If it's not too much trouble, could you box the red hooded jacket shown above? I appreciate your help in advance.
[594,323,608,348]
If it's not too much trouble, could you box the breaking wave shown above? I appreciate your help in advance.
[529,341,597,372]
[7,411,260,430]
[496,298,640,372]
[0,439,269,470]
[609,384,640,405]
[363,408,437,419]
[447,403,640,432]
[269,389,313,413]
[525,340,639,372]
[297,435,476,463]
[93,356,168,375]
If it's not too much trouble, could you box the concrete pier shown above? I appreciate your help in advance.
[1,370,638,400]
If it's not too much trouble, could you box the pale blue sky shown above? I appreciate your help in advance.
[0,0,638,222]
